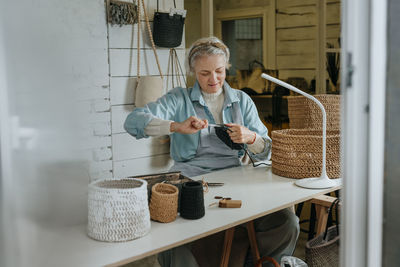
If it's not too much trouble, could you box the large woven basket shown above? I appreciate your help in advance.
[272,129,341,179]
[87,178,150,242]
[287,95,341,130]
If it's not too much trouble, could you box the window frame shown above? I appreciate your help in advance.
[214,6,276,69]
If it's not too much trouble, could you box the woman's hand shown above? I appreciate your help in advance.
[171,116,208,134]
[224,123,256,144]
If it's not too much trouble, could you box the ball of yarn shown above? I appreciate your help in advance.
[180,181,205,219]
[149,183,179,223]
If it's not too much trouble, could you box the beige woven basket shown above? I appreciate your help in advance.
[272,129,341,179]
[287,95,341,130]
[149,183,179,223]
[87,178,150,242]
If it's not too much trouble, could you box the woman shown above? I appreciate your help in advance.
[124,37,299,267]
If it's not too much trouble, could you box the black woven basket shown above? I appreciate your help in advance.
[180,181,205,219]
[152,0,185,48]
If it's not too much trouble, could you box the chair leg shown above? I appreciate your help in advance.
[308,203,316,240]
[246,220,260,263]
[296,202,304,218]
[220,227,235,267]
[310,195,339,235]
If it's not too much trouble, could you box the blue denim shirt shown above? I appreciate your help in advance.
[124,81,271,162]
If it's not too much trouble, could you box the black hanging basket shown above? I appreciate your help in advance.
[152,0,185,48]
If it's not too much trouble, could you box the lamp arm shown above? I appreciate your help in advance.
[261,74,327,177]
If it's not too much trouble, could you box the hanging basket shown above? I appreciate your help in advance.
[287,95,341,130]
[152,0,185,48]
[87,178,150,242]
[271,129,341,179]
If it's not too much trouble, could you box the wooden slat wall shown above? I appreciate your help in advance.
[276,0,341,84]
[107,0,185,179]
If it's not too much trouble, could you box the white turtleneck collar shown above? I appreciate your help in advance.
[200,87,224,124]
[201,87,223,101]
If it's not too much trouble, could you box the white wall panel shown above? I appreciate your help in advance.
[109,48,186,77]
[77,87,109,101]
[93,147,113,161]
[90,160,113,173]
[110,77,136,105]
[109,22,152,49]
[112,105,134,134]
[112,133,170,161]
[113,154,173,178]
[92,121,111,136]
[70,49,109,84]
[90,170,113,181]
[82,136,112,149]
[93,99,111,112]
[110,75,187,105]
[88,111,111,123]
[109,22,185,49]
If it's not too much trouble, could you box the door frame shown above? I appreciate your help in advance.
[214,5,276,69]
[341,0,387,266]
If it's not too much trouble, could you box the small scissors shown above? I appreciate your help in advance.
[198,178,224,187]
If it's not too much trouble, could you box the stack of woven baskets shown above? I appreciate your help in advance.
[271,95,341,179]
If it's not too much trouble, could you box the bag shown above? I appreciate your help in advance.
[134,0,164,107]
[152,0,186,48]
[166,48,187,90]
[280,256,308,267]
[305,199,340,267]
[135,76,164,107]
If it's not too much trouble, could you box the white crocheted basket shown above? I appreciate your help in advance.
[87,178,151,242]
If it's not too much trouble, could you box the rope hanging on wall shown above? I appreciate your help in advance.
[166,48,187,90]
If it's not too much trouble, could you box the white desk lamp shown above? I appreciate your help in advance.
[261,73,341,189]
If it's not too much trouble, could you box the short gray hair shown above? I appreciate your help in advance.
[187,37,230,74]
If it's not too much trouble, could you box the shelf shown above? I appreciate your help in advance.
[326,48,341,53]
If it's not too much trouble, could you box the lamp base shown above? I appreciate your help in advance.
[295,177,342,189]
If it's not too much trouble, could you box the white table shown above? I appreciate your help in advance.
[35,165,341,267]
